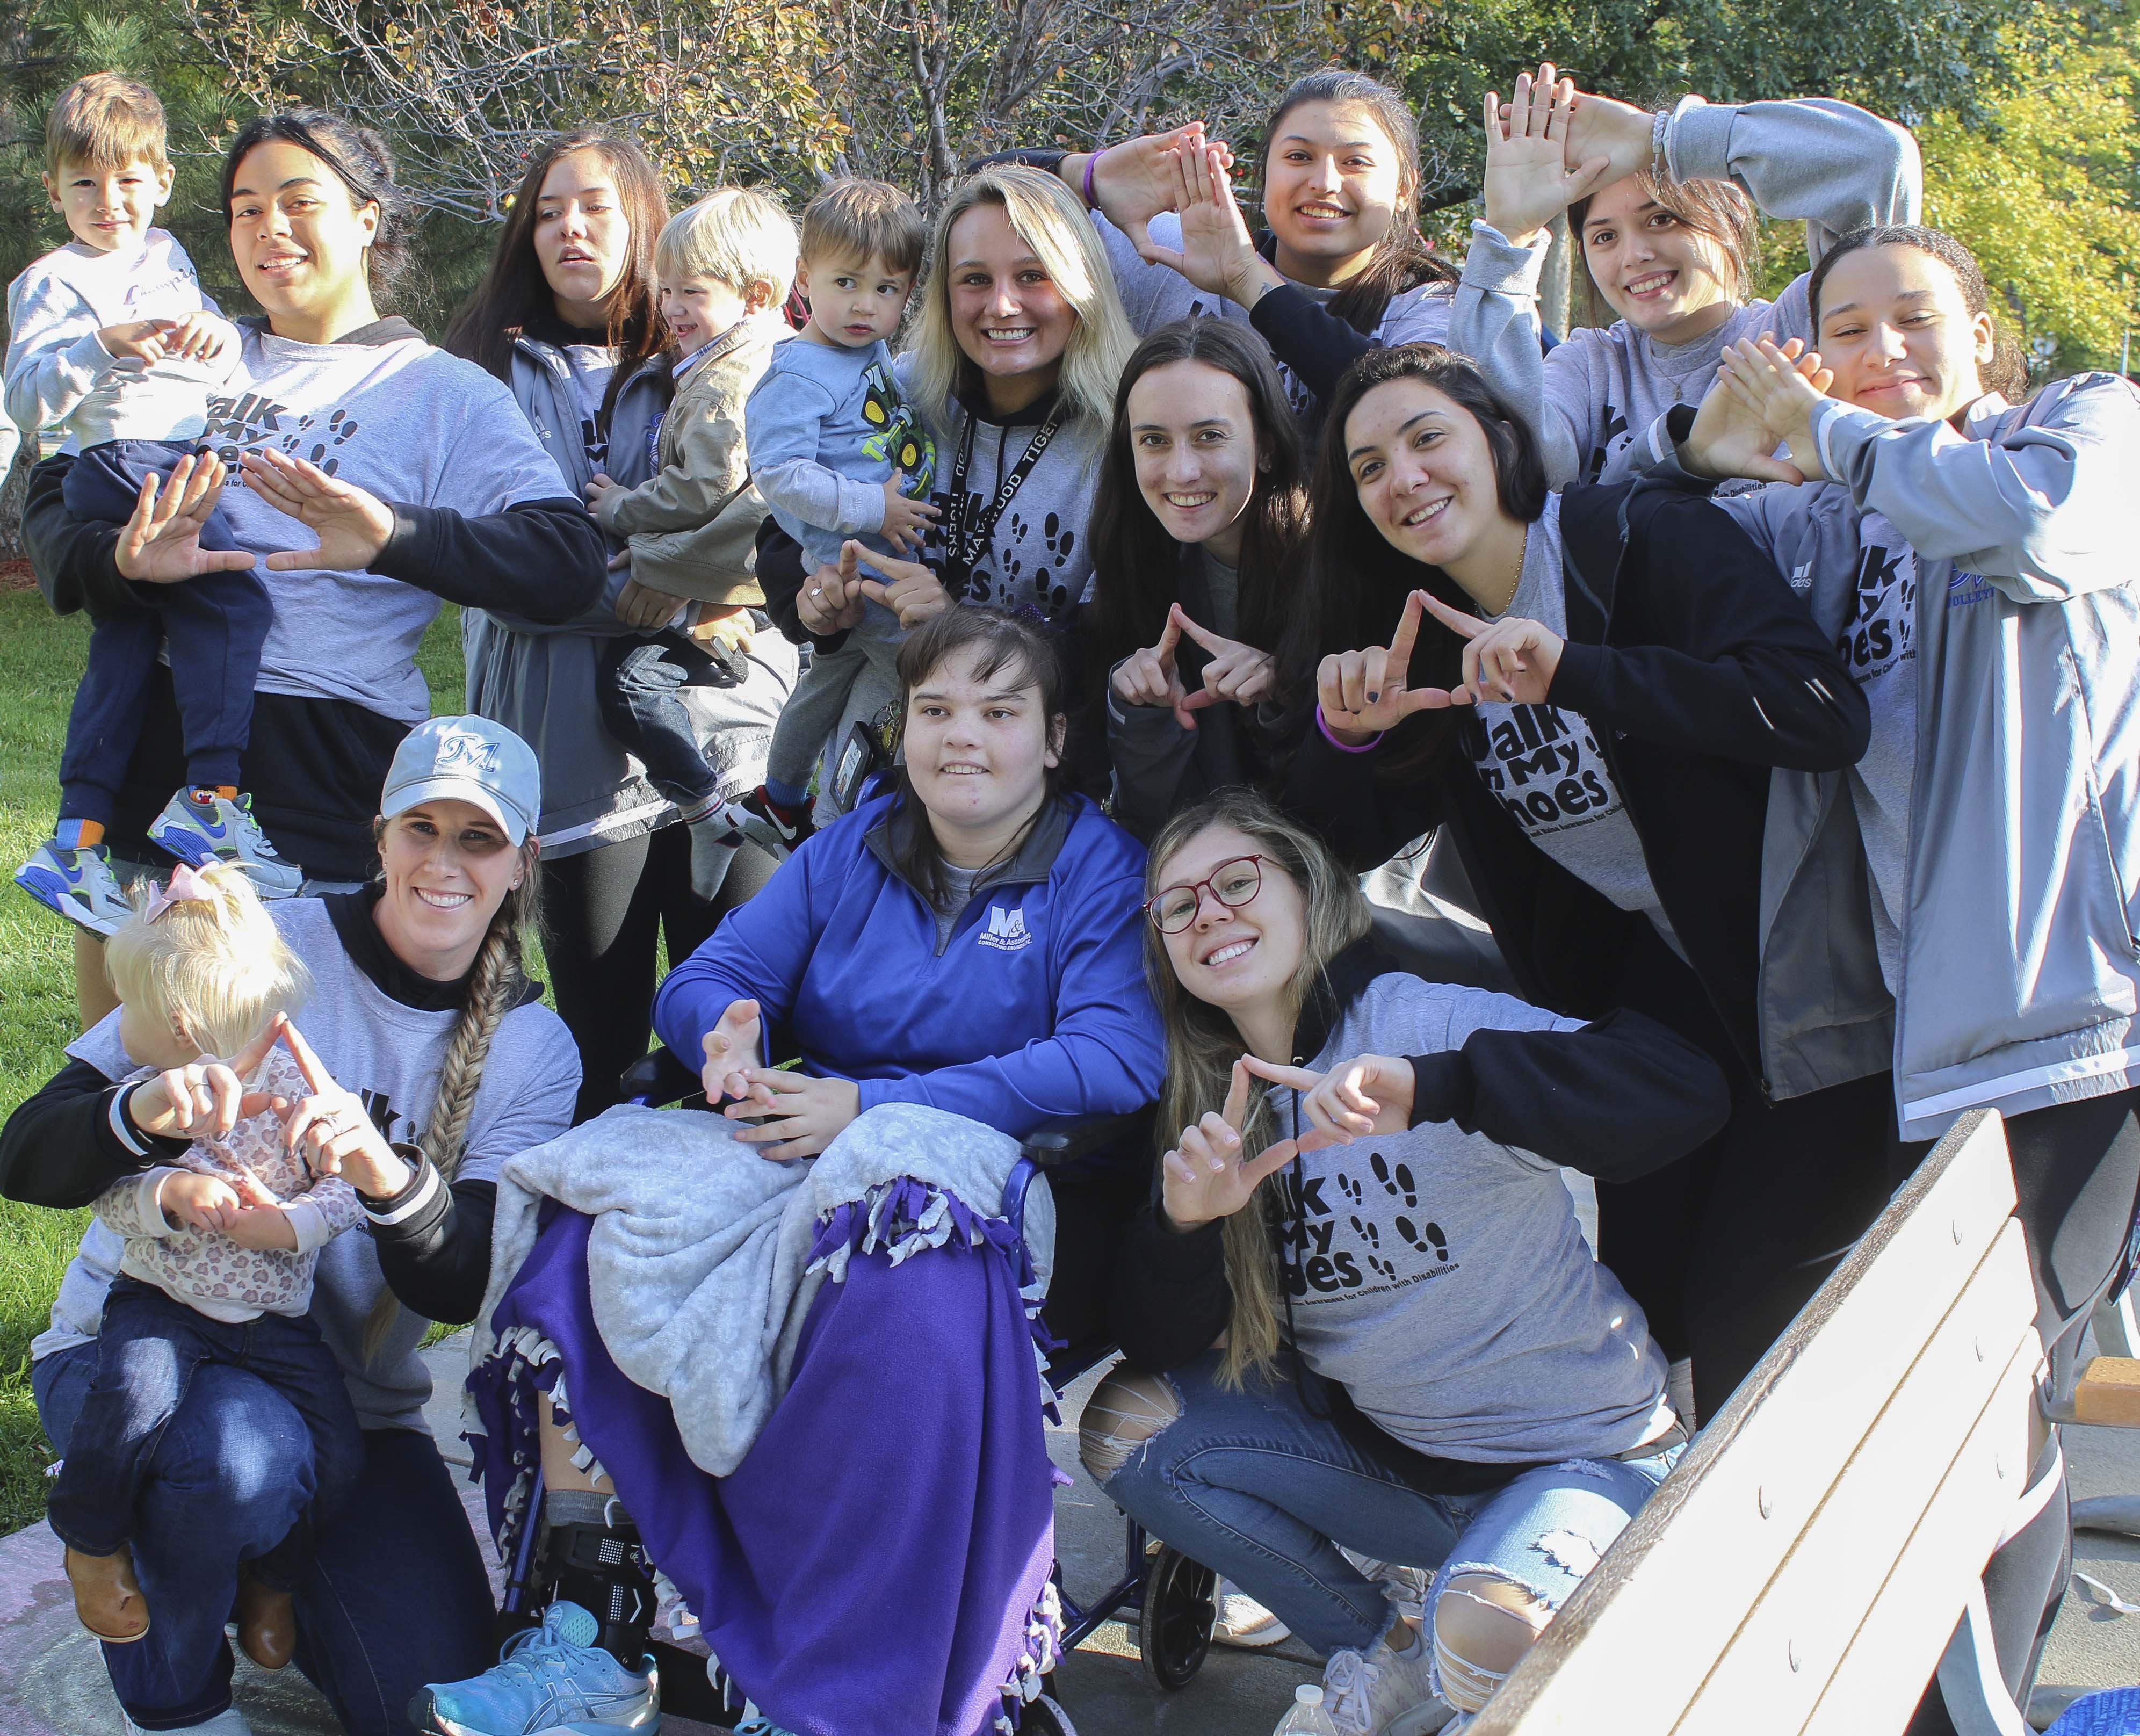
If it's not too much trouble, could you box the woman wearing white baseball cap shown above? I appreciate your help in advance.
[2,714,581,1736]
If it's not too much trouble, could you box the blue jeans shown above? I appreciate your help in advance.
[48,1278,364,1590]
[595,628,735,808]
[1095,1350,1679,1659]
[35,1338,494,1734]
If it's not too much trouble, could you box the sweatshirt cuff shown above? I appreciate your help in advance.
[1461,222,1548,295]
[1543,638,1610,716]
[1810,396,1889,488]
[285,1196,331,1255]
[1662,95,1726,184]
[1142,1207,1227,1275]
[64,326,114,389]
[110,1084,189,1162]
[359,1148,440,1227]
[1405,1053,1470,1129]
[372,502,442,581]
[134,1168,185,1235]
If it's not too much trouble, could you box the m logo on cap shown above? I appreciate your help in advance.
[436,729,503,776]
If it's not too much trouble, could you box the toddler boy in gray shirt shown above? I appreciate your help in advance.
[742,180,937,848]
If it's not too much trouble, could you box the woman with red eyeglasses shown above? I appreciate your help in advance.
[1081,788,1729,1733]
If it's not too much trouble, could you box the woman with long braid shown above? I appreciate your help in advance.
[1,715,579,1736]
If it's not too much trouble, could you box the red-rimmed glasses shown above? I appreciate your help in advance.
[1146,855,1266,934]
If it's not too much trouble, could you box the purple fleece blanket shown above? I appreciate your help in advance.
[469,1197,1062,1735]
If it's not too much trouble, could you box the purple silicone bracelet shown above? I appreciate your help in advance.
[1315,704,1384,753]
[1083,146,1102,207]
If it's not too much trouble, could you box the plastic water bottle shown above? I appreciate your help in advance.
[1275,1682,1341,1735]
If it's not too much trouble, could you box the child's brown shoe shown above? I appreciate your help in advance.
[236,1565,295,1669]
[63,1543,150,1643]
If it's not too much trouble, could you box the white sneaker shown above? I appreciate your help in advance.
[1343,1550,1433,1623]
[1211,1578,1291,1648]
[125,1706,254,1734]
[1322,1629,1445,1736]
[148,790,302,897]
[15,839,133,935]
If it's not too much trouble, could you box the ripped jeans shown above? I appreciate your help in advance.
[1087,1350,1678,1674]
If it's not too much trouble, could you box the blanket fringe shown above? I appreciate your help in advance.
[995,1575,1065,1732]
[807,1174,1064,1420]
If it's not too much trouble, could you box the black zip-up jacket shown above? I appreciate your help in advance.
[0,887,523,1325]
[1283,478,1869,1089]
[21,316,608,881]
[1108,934,1726,1490]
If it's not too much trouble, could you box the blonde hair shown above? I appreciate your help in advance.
[1144,791,1373,1386]
[104,864,310,1060]
[906,165,1136,435]
[363,834,543,1362]
[46,72,168,177]
[801,178,927,279]
[654,186,796,306]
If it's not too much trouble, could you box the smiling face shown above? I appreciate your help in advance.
[945,202,1075,403]
[660,272,748,355]
[532,149,632,328]
[1126,359,1263,564]
[1344,376,1513,577]
[904,646,1064,861]
[373,800,525,981]
[46,155,172,254]
[1815,243,1993,423]
[1261,100,1406,286]
[800,249,914,349]
[1154,823,1307,1025]
[227,139,380,335]
[1579,177,1734,341]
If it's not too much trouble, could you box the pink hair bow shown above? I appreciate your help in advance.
[143,862,217,922]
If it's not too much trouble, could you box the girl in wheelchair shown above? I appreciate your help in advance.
[423,606,1165,1736]
[1084,791,1729,1734]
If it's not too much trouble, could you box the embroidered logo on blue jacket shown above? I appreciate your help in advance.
[978,905,1031,952]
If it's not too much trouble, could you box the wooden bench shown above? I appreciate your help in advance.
[1471,1108,2140,1736]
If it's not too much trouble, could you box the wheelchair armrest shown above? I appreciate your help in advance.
[1018,1106,1155,1169]
[618,1047,706,1108]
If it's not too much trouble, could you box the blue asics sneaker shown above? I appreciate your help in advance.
[410,1600,658,1735]
[15,839,133,935]
[147,789,303,897]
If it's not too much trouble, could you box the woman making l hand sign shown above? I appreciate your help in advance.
[1279,341,1868,1419]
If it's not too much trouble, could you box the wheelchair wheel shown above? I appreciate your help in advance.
[1022,1691,1079,1735]
[1138,1545,1217,1690]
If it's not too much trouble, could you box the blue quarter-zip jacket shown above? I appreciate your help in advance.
[653,790,1165,1138]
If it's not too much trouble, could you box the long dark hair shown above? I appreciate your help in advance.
[1807,223,2029,402]
[1256,70,1455,337]
[221,111,411,303]
[1276,344,1549,779]
[1085,319,1308,682]
[443,131,670,411]
[890,606,1072,902]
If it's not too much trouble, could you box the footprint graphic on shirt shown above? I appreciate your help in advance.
[1396,1217,1448,1261]
[1043,511,1074,563]
[1336,1173,1363,1206]
[1350,1216,1380,1248]
[1372,1153,1418,1207]
[1367,1253,1398,1282]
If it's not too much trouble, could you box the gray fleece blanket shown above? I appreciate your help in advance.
[468,1100,1055,1477]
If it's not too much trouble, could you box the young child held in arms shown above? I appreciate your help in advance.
[740,178,936,851]
[50,863,364,1669]
[583,186,795,899]
[9,73,296,939]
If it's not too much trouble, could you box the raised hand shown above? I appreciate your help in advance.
[126,1016,287,1141]
[1483,66,1614,247]
[1081,124,1223,259]
[1419,591,1563,705]
[1719,336,1835,481]
[700,999,764,1103]
[721,1068,861,1161]
[240,449,396,572]
[879,471,941,555]
[1174,603,1276,712]
[1557,75,1661,190]
[1679,334,1824,484]
[797,541,867,635]
[1240,1053,1416,1145]
[1141,142,1279,307]
[268,1018,407,1197]
[114,452,256,585]
[1112,607,1197,728]
[855,547,951,630]
[1160,1058,1304,1231]
[1315,589,1459,743]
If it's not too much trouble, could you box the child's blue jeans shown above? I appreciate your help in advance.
[58,439,267,821]
[47,1276,364,1592]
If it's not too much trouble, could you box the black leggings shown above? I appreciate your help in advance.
[541,822,779,1123]
[1690,1077,2140,1731]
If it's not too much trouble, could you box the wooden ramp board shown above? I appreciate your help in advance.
[1471,1110,2038,1736]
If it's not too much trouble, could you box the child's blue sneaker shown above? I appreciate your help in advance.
[15,838,133,935]
[148,788,303,896]
[409,1600,658,1734]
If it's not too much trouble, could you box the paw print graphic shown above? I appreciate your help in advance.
[1349,1216,1380,1249]
[1371,1153,1418,1207]
[1336,1173,1363,1206]
[1396,1217,1448,1261]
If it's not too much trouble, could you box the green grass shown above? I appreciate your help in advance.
[0,595,471,1529]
